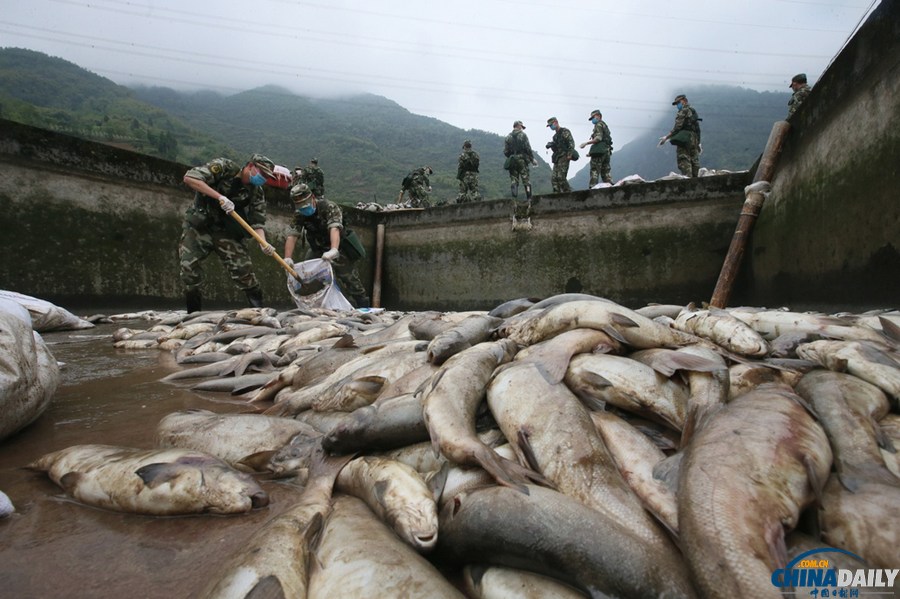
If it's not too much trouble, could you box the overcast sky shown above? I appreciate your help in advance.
[1,0,880,148]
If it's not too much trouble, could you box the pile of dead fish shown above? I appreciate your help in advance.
[30,295,900,598]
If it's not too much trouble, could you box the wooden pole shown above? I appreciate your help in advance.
[227,211,300,281]
[372,223,385,308]
[708,120,791,308]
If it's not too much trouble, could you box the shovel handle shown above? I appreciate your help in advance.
[227,210,300,281]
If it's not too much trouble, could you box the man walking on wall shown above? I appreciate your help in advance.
[580,109,613,186]
[399,166,434,208]
[546,117,575,193]
[179,153,277,312]
[456,140,482,203]
[658,94,701,178]
[787,73,812,118]
[503,120,537,200]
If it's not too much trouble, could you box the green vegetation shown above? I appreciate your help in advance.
[1,47,789,201]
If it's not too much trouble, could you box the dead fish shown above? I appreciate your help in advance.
[426,314,502,365]
[487,297,541,319]
[499,299,696,349]
[673,306,769,357]
[191,373,273,394]
[565,353,688,431]
[436,484,697,599]
[819,475,900,570]
[323,393,430,455]
[678,385,832,599]
[514,328,622,384]
[728,307,891,345]
[113,338,160,349]
[462,564,587,599]
[634,303,685,320]
[797,339,900,399]
[727,362,806,401]
[590,409,679,535]
[488,361,678,549]
[157,322,217,342]
[199,448,349,599]
[796,370,899,491]
[255,427,325,477]
[307,495,465,599]
[336,456,439,552]
[422,340,546,492]
[155,408,320,470]
[311,351,428,412]
[27,444,268,515]
[407,311,455,340]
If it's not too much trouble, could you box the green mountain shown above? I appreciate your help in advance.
[572,86,792,187]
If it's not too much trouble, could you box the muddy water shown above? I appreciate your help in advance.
[0,321,306,598]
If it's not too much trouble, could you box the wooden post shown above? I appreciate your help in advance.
[372,223,385,308]
[708,120,791,308]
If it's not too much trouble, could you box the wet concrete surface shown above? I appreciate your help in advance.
[0,320,306,598]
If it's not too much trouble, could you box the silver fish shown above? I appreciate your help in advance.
[797,339,900,399]
[426,314,502,365]
[27,444,269,515]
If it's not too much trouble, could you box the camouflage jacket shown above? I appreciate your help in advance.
[788,84,812,117]
[504,130,534,161]
[403,168,431,191]
[590,121,613,152]
[550,127,575,162]
[300,165,326,196]
[669,105,701,141]
[457,148,480,180]
[289,198,344,254]
[183,158,266,229]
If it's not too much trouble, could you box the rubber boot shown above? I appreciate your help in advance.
[510,183,518,198]
[245,287,264,308]
[691,165,699,178]
[185,289,202,313]
[525,184,532,200]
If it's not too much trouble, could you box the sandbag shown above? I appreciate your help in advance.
[0,299,60,441]
[0,290,94,332]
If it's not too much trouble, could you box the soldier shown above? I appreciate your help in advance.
[291,158,325,198]
[579,109,613,186]
[503,120,537,200]
[179,153,277,313]
[456,140,482,203]
[283,184,370,308]
[399,166,433,208]
[546,117,575,193]
[787,73,812,118]
[658,94,702,178]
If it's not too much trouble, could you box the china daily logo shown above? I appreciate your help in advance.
[771,548,898,597]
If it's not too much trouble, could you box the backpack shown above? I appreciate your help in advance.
[688,107,702,142]
[401,173,414,190]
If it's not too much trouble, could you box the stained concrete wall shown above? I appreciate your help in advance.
[744,0,900,310]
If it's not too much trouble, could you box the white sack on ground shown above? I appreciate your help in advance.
[0,290,94,332]
[0,299,60,441]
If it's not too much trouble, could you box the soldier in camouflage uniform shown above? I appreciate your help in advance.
[580,109,613,186]
[284,184,370,308]
[456,140,482,203]
[399,166,433,208]
[546,117,575,193]
[179,153,277,313]
[292,158,326,198]
[503,120,537,200]
[658,94,701,178]
[787,73,812,118]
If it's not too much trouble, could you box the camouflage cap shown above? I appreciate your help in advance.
[546,117,558,126]
[424,166,434,175]
[790,73,807,86]
[310,157,318,164]
[589,109,601,120]
[463,139,472,148]
[250,154,276,178]
[671,94,687,105]
[513,120,525,129]
[290,183,314,204]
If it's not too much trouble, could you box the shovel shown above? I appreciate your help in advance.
[227,210,300,281]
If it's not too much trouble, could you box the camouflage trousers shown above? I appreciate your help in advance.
[507,156,531,187]
[551,158,572,193]
[179,223,259,292]
[676,139,700,177]
[304,249,367,302]
[456,172,482,203]
[589,152,612,186]
[405,186,432,208]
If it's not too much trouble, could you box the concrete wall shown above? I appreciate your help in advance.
[745,0,900,310]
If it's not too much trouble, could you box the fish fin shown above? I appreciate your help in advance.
[135,463,185,488]
[59,472,83,493]
[262,403,290,417]
[583,371,613,388]
[610,313,639,328]
[600,324,629,345]
[877,316,900,343]
[764,521,789,570]
[373,480,390,507]
[516,429,542,474]
[237,450,278,473]
[577,393,607,412]
[871,416,896,453]
[243,575,285,599]
[472,445,548,494]
[303,511,326,554]
[652,452,684,494]
[426,462,450,502]
[332,334,358,349]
